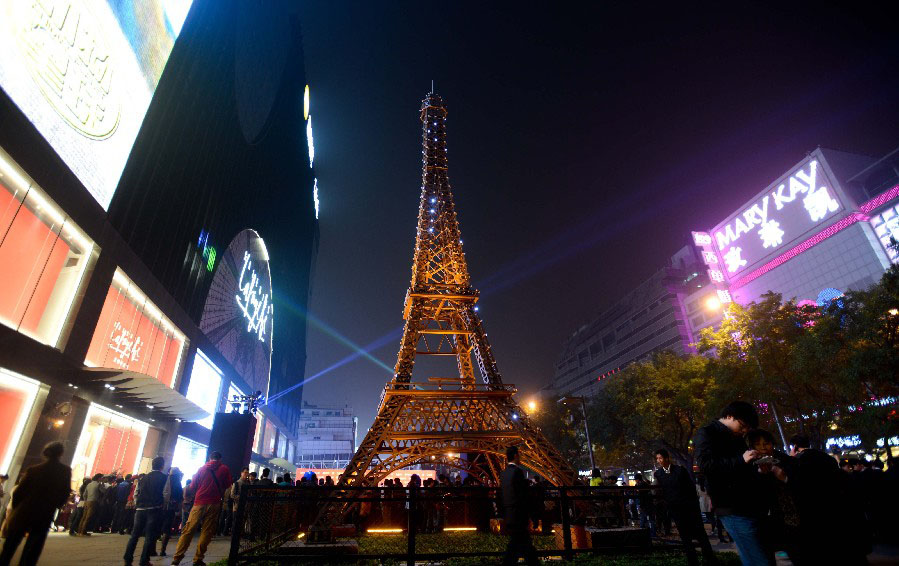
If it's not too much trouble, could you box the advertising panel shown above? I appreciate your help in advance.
[870,204,899,264]
[711,158,845,280]
[0,0,193,209]
[185,349,222,429]
[85,269,186,387]
[0,148,94,347]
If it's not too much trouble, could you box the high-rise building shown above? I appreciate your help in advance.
[546,246,713,398]
[295,402,358,470]
[0,0,317,484]
[548,146,899,399]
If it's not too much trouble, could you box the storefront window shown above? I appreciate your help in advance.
[71,403,148,487]
[84,269,186,388]
[277,433,287,459]
[253,415,263,453]
[262,418,276,458]
[0,148,95,347]
[0,368,41,475]
[185,350,222,429]
[171,436,207,485]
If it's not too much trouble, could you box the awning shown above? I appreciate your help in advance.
[268,457,297,473]
[83,368,209,422]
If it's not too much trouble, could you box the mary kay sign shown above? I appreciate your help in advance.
[710,157,844,279]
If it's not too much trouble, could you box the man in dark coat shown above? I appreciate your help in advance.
[501,445,538,566]
[788,434,867,565]
[0,442,71,566]
[653,449,717,565]
[123,456,168,566]
[694,401,774,565]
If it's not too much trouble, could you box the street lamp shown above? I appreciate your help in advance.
[559,396,595,472]
[527,400,537,413]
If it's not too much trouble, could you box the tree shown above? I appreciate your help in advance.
[528,395,591,472]
[587,351,719,471]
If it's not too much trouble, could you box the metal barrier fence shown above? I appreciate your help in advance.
[228,484,680,565]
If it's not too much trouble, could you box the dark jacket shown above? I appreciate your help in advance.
[693,420,767,517]
[652,464,697,508]
[115,480,132,503]
[191,460,233,505]
[500,463,530,530]
[135,470,167,509]
[8,459,71,527]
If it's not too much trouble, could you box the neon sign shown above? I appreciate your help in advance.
[108,321,144,368]
[710,158,844,279]
[236,251,272,342]
[313,178,320,219]
[306,116,315,168]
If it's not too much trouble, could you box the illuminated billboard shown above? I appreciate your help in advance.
[199,229,273,398]
[710,157,845,280]
[0,0,193,210]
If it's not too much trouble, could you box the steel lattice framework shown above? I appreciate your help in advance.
[337,91,577,490]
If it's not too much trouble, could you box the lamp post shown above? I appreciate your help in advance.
[560,396,595,472]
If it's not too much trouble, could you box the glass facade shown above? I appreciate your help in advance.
[171,435,207,485]
[84,269,186,388]
[0,368,41,475]
[71,403,148,488]
[0,148,94,347]
[185,350,223,429]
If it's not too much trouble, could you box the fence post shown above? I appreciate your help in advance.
[228,484,248,565]
[560,486,573,561]
[407,486,417,566]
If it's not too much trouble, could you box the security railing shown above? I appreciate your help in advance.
[228,484,681,565]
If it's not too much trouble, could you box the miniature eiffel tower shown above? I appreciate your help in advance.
[338,90,577,488]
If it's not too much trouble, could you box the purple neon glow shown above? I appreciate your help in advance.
[860,184,899,214]
[725,184,899,290]
[729,213,868,289]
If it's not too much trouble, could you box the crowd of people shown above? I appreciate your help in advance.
[649,400,898,566]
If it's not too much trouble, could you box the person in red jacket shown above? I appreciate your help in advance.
[171,452,232,566]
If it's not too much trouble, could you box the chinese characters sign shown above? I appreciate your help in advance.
[85,271,185,388]
[710,159,844,279]
[0,0,192,209]
[236,251,272,342]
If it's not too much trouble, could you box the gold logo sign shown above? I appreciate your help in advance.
[15,0,120,139]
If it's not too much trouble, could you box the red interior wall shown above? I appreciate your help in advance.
[0,387,29,468]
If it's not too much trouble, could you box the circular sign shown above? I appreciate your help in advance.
[199,229,273,396]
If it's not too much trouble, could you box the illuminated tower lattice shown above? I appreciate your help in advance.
[336,91,577,489]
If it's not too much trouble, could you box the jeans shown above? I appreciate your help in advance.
[719,515,774,566]
[123,508,163,566]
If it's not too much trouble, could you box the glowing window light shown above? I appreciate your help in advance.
[306,117,315,168]
[303,85,310,120]
[313,178,320,219]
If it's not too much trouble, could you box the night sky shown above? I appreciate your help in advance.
[295,2,899,434]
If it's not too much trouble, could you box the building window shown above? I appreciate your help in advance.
[262,419,276,458]
[0,148,95,348]
[172,436,207,485]
[0,368,42,475]
[185,350,223,429]
[71,403,148,489]
[84,269,187,388]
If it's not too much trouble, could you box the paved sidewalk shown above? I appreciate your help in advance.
[12,531,230,566]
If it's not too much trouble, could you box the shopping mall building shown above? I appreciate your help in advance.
[0,0,319,485]
[548,146,899,399]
